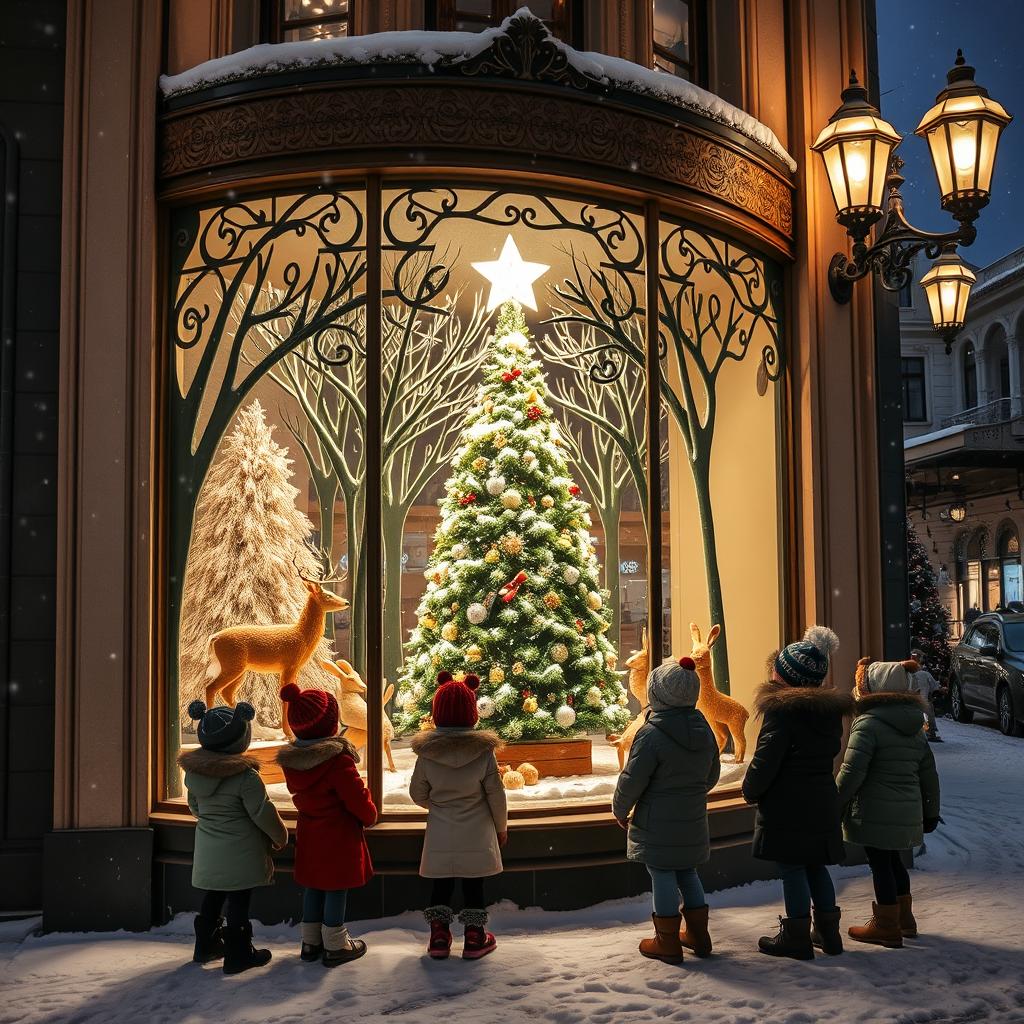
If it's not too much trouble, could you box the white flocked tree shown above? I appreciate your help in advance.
[179,400,338,731]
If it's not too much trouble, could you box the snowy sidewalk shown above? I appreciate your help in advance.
[3,719,1023,1024]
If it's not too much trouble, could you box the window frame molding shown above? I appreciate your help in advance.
[651,0,707,87]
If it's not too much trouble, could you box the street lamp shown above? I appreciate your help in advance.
[813,52,1011,349]
[948,502,968,523]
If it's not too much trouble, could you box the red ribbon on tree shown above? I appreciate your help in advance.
[459,492,477,506]
[499,570,528,603]
[501,368,523,383]
[568,484,581,496]
[526,405,543,420]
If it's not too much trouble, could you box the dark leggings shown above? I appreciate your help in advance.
[865,847,911,904]
[200,888,252,928]
[429,877,485,910]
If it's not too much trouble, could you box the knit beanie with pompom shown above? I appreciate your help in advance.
[188,699,255,754]
[647,656,701,710]
[431,671,481,728]
[281,684,339,740]
[774,625,840,687]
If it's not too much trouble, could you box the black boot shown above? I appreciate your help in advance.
[192,914,225,964]
[758,916,814,961]
[810,908,844,955]
[223,923,273,975]
[300,921,323,963]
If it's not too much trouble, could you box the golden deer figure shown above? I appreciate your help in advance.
[204,556,349,738]
[690,622,749,763]
[320,658,398,772]
[611,627,652,771]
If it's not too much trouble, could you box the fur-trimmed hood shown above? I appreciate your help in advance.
[854,690,928,737]
[276,735,360,772]
[754,680,855,719]
[177,747,260,778]
[410,728,502,768]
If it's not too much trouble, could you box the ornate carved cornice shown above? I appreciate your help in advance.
[160,80,793,249]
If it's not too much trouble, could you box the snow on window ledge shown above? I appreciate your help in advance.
[159,8,796,174]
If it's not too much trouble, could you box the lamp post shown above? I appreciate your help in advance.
[812,53,1011,350]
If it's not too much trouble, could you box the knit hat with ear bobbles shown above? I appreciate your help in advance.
[647,657,701,710]
[188,699,255,754]
[774,625,841,687]
[281,684,339,740]
[431,671,481,728]
[855,658,920,697]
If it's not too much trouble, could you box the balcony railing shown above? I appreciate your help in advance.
[941,397,1013,428]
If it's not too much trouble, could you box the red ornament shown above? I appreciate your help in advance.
[501,367,523,383]
[574,618,584,632]
[521,690,532,698]
[568,484,581,496]
[527,495,536,506]
[499,570,529,603]
[567,694,574,706]
[459,493,477,506]
[526,405,543,421]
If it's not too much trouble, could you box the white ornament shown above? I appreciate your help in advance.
[501,489,523,510]
[451,542,468,560]
[477,696,496,719]
[467,602,488,625]
[562,565,580,585]
[585,686,603,707]
[555,704,577,728]
[486,476,506,496]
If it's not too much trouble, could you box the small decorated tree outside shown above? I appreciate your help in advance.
[395,300,632,742]
[907,518,952,682]
[179,400,338,729]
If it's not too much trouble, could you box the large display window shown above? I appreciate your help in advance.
[162,178,785,818]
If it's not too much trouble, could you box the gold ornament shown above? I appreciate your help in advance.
[489,666,506,684]
[597,620,610,633]
[517,762,540,785]
[467,644,483,662]
[451,602,460,612]
[419,614,437,629]
[522,696,538,713]
[543,591,561,609]
[501,489,523,510]
[493,431,507,449]
[419,715,435,731]
[502,769,526,790]
[617,691,629,706]
[525,388,539,403]
[550,642,569,663]
[606,653,618,670]
[587,591,603,611]
[441,622,459,642]
[584,634,596,649]
[483,399,494,413]
[541,495,554,509]
[500,533,524,556]
[484,546,500,564]
[431,654,441,666]
[453,670,467,682]
[472,456,488,471]
[585,686,603,707]
[513,661,526,675]
[402,698,418,714]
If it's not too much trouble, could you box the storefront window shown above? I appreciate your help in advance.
[653,0,701,81]
[999,525,1021,605]
[277,0,351,40]
[163,181,785,815]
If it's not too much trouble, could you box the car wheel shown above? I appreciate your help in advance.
[997,687,1024,737]
[950,679,973,723]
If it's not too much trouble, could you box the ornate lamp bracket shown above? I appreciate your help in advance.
[828,155,976,304]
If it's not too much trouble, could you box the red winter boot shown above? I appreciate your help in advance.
[424,905,454,960]
[459,909,497,960]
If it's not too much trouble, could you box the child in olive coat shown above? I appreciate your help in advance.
[612,656,721,964]
[837,658,941,948]
[178,700,288,974]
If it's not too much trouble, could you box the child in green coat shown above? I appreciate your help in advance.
[836,659,940,948]
[178,700,288,974]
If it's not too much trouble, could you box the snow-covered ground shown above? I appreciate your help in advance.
[3,717,1022,1024]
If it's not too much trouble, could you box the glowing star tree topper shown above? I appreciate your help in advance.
[471,234,550,312]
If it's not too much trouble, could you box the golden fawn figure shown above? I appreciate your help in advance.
[690,622,749,763]
[612,627,651,771]
[205,558,349,737]
[320,658,398,772]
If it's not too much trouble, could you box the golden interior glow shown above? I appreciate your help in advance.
[919,251,976,331]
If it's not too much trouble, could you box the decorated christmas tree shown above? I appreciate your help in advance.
[179,400,338,730]
[395,300,631,741]
[907,518,952,681]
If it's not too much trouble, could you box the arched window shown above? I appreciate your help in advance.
[959,528,984,620]
[999,523,1022,606]
[653,0,705,83]
[963,341,978,409]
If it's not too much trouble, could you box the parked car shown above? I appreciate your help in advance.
[950,613,1024,737]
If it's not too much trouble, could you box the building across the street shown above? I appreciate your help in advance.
[904,247,1024,635]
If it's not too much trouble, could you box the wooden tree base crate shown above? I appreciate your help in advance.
[495,737,593,778]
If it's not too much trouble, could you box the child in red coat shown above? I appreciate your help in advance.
[277,683,377,968]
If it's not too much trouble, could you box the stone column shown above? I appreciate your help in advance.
[973,338,990,410]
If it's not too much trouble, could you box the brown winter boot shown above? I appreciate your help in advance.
[897,894,918,938]
[848,902,903,948]
[639,914,684,964]
[679,906,712,957]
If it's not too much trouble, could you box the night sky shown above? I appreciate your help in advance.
[877,0,1024,269]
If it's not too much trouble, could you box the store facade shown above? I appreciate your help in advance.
[41,0,893,930]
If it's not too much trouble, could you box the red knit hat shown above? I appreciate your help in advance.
[431,671,480,728]
[281,683,339,740]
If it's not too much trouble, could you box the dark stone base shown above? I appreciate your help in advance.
[42,828,153,932]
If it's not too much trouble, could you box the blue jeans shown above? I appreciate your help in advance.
[302,887,348,927]
[777,863,837,919]
[647,866,706,916]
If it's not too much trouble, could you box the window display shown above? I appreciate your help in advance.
[163,181,783,814]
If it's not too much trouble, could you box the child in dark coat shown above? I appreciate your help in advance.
[277,683,377,967]
[837,658,941,948]
[178,700,288,974]
[612,657,721,964]
[742,626,853,961]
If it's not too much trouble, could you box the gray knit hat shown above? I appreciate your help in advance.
[647,657,701,710]
[774,626,840,687]
[188,699,255,754]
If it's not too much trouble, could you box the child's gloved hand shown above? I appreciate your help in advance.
[923,816,941,833]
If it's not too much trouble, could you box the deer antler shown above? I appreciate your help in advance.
[292,553,320,585]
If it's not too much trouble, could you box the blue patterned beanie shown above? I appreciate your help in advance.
[774,626,840,687]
